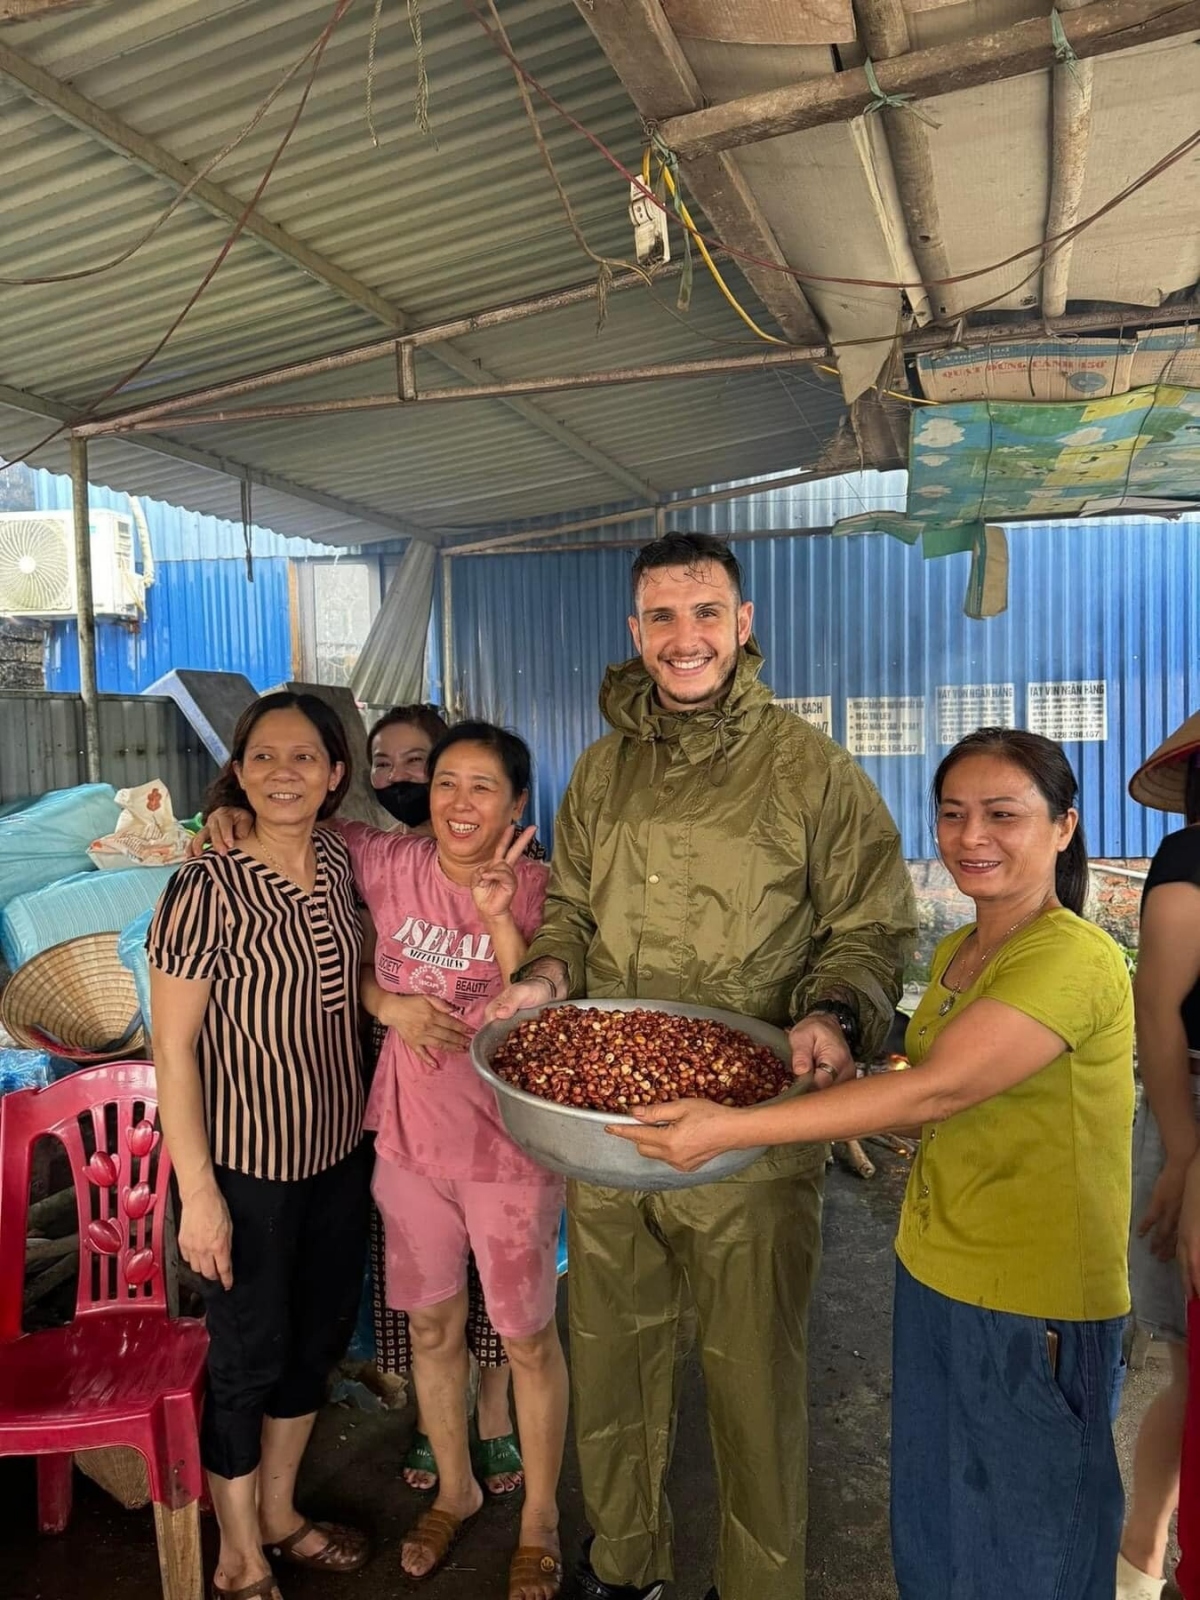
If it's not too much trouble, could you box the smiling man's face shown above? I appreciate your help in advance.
[629,561,754,713]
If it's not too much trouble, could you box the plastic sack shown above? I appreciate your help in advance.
[346,1262,376,1364]
[118,909,155,1036]
[0,1047,52,1096]
[88,780,192,871]
[0,783,119,910]
[0,865,178,971]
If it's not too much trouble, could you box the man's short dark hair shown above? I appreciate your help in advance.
[631,533,744,604]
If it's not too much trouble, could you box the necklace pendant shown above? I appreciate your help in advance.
[937,995,956,1017]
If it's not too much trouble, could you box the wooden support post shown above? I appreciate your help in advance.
[69,434,101,784]
[1041,0,1095,317]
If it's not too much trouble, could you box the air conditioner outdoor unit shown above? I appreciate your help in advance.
[0,510,145,619]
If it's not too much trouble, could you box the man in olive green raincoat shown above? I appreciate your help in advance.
[490,533,916,1600]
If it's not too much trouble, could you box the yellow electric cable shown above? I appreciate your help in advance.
[657,160,789,346]
[644,148,936,404]
[815,362,936,405]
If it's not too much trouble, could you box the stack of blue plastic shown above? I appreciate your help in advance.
[118,909,155,1036]
[0,1047,52,1096]
[0,784,180,971]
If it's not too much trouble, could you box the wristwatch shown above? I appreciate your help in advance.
[804,1000,862,1060]
[525,972,560,1003]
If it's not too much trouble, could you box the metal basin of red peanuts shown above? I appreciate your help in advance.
[471,998,805,1191]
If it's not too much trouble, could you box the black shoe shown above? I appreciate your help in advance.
[573,1541,666,1599]
[702,1590,719,1600]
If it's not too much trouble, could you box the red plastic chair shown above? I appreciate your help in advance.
[0,1061,208,1600]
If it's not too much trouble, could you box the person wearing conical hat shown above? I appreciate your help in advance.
[1129,714,1200,818]
[1120,715,1200,1600]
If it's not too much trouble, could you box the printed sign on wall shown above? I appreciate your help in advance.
[845,696,926,757]
[778,696,833,737]
[1026,680,1108,741]
[936,683,1016,744]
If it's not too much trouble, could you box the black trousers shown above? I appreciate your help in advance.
[198,1141,370,1479]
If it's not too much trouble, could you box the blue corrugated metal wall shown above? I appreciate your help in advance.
[30,471,330,694]
[451,514,1200,860]
[45,559,294,695]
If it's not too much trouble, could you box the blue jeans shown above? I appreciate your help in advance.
[890,1260,1126,1600]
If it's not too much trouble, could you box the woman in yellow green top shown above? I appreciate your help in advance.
[613,727,1135,1600]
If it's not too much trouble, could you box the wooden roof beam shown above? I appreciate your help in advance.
[853,0,953,323]
[1041,0,1096,318]
[574,0,825,345]
[658,0,1200,157]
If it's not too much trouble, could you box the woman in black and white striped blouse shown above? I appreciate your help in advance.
[149,691,370,1600]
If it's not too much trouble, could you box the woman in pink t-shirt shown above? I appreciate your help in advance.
[346,722,565,1599]
[366,703,525,1500]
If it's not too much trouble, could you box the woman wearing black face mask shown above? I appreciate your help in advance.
[371,708,547,857]
[369,705,443,830]
[366,706,527,1498]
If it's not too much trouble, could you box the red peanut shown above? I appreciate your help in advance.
[492,1007,789,1113]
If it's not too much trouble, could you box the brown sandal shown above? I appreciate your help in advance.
[508,1546,563,1600]
[211,1581,282,1600]
[401,1506,477,1585]
[264,1519,369,1573]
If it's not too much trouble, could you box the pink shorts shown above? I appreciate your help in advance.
[371,1159,564,1341]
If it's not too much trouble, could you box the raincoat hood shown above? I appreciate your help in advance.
[599,638,773,773]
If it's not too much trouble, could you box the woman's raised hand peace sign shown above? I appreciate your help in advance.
[469,825,536,922]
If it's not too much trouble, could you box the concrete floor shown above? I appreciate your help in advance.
[1,1147,1181,1599]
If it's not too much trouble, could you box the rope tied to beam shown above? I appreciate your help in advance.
[482,0,642,329]
[861,58,941,129]
[365,0,434,147]
[407,0,433,138]
[1050,8,1084,86]
[649,131,695,312]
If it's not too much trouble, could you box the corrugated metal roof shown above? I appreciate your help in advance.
[450,509,1200,859]
[443,465,908,551]
[681,467,908,534]
[0,0,846,541]
[29,466,340,559]
[1,0,1192,546]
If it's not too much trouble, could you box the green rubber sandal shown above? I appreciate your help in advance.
[402,1430,438,1493]
[472,1431,524,1496]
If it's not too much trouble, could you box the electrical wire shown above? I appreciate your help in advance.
[644,148,786,345]
[468,0,1200,308]
[4,0,1182,475]
[5,0,355,470]
[484,0,648,324]
[644,147,935,403]
[0,7,351,287]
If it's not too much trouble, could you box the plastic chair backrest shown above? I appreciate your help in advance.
[0,1061,170,1342]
